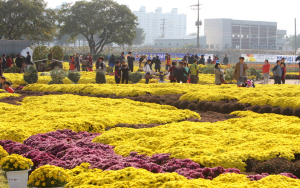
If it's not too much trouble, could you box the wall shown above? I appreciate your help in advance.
[0,40,30,56]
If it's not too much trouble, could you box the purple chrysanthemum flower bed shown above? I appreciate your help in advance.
[0,129,297,181]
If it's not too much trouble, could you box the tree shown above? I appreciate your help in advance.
[132,28,146,46]
[287,34,300,51]
[58,0,137,55]
[0,0,57,44]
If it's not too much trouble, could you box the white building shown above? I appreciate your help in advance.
[133,7,187,45]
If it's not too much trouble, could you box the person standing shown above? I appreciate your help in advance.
[119,52,125,62]
[25,52,31,65]
[0,57,2,76]
[75,53,80,71]
[121,61,130,84]
[183,62,189,83]
[127,52,135,72]
[79,55,83,71]
[175,61,189,83]
[168,61,177,83]
[188,54,194,65]
[189,59,199,84]
[109,55,116,68]
[214,63,224,85]
[6,56,12,68]
[186,53,191,64]
[207,56,212,64]
[281,58,286,68]
[223,54,229,65]
[261,60,271,85]
[281,62,286,84]
[2,54,6,71]
[143,60,152,84]
[233,57,249,86]
[154,56,161,72]
[272,60,282,84]
[199,55,205,65]
[165,54,171,71]
[114,61,121,84]
[15,54,23,72]
[84,53,93,69]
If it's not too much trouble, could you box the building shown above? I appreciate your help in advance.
[204,18,287,50]
[133,7,187,45]
[153,36,206,48]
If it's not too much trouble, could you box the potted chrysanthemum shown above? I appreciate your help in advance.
[28,165,70,188]
[0,154,33,188]
[0,146,8,160]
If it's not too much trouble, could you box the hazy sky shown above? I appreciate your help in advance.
[46,0,300,36]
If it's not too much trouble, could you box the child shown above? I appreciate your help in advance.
[144,59,152,84]
[155,71,168,83]
[240,77,255,88]
[4,82,14,93]
[121,61,130,84]
[0,76,6,89]
[114,61,121,84]
[281,62,286,84]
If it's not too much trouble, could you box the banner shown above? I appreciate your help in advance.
[126,53,214,62]
[242,54,297,63]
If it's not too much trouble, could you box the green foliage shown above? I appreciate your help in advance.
[67,71,81,84]
[58,0,137,54]
[225,68,234,81]
[3,66,20,73]
[49,68,66,84]
[50,46,64,60]
[247,67,262,79]
[23,65,38,84]
[132,28,146,46]
[96,70,106,84]
[129,72,143,84]
[202,65,215,74]
[0,0,57,44]
[33,46,48,61]
[106,66,113,73]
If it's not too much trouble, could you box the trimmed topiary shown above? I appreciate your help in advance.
[33,46,48,61]
[96,70,106,84]
[4,66,20,73]
[219,103,231,114]
[203,102,213,112]
[129,72,143,84]
[140,97,148,102]
[23,65,38,84]
[67,71,81,84]
[49,68,66,84]
[232,103,247,111]
[187,103,196,111]
[260,105,273,114]
[282,107,294,116]
[272,107,282,114]
[165,100,175,106]
[293,108,300,118]
[147,98,161,104]
[173,101,180,108]
[251,105,261,113]
[196,101,208,111]
[210,103,222,112]
[49,46,64,61]
[179,100,190,109]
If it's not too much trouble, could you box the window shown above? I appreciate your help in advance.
[279,47,283,50]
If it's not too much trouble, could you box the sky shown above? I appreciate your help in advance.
[46,0,300,36]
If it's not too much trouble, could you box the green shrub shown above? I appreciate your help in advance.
[251,105,261,113]
[202,65,215,74]
[196,101,208,111]
[49,68,66,84]
[293,108,300,118]
[272,107,282,114]
[179,100,190,109]
[4,66,20,73]
[282,107,294,116]
[67,71,81,84]
[33,46,48,61]
[187,103,196,111]
[23,65,38,84]
[225,68,234,81]
[260,105,273,114]
[96,70,106,84]
[49,46,64,60]
[106,66,113,73]
[129,72,143,84]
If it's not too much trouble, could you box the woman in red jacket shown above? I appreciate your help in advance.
[6,56,12,68]
[261,60,271,84]
[281,62,286,84]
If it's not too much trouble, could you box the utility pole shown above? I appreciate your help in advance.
[160,19,167,38]
[190,1,202,49]
[295,18,297,56]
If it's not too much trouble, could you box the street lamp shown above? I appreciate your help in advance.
[190,0,202,49]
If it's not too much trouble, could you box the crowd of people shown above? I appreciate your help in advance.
[0,52,32,76]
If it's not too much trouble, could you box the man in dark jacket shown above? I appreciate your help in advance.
[118,52,125,62]
[233,57,249,86]
[2,54,6,71]
[154,56,161,72]
[15,54,23,71]
[223,54,229,65]
[25,52,31,65]
[109,55,116,68]
[199,55,205,65]
[175,61,189,83]
[127,52,135,72]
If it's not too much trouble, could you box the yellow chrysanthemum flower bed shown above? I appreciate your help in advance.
[0,146,8,160]
[0,91,20,99]
[28,165,71,187]
[0,94,199,143]
[93,111,300,172]
[64,167,300,188]
[0,154,33,172]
